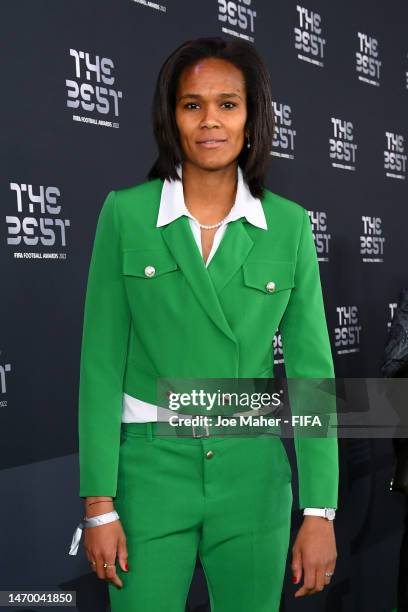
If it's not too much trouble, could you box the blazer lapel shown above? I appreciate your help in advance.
[207,218,254,294]
[161,216,254,345]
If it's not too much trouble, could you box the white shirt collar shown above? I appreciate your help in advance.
[156,163,268,230]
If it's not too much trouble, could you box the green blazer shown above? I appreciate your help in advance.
[78,178,339,509]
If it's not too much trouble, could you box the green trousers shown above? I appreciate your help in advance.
[108,422,293,611]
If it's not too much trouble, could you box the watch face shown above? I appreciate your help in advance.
[326,508,336,520]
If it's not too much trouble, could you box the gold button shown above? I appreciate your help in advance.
[144,265,156,277]
[265,281,276,293]
[206,450,214,459]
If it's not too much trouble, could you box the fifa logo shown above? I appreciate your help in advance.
[218,0,257,42]
[6,183,70,249]
[66,49,123,126]
[294,5,326,66]
[0,361,11,397]
[356,33,381,86]
[384,132,407,180]
[272,102,296,159]
[329,118,357,171]
[360,216,385,262]
[273,332,284,365]
[335,306,362,354]
[308,210,331,262]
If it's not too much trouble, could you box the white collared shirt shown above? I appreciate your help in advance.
[156,162,267,265]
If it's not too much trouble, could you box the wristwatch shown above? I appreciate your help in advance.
[303,507,336,521]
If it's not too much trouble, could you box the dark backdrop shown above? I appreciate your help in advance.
[1,1,407,610]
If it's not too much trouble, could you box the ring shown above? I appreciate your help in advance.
[324,571,334,577]
[103,562,116,568]
[90,561,96,566]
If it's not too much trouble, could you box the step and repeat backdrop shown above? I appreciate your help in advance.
[1,0,407,610]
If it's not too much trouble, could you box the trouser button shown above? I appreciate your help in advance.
[205,450,214,459]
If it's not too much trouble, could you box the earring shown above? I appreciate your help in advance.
[246,135,251,149]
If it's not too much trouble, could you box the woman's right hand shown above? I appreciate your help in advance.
[84,497,128,588]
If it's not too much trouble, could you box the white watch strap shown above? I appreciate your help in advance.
[303,507,336,520]
[304,508,326,517]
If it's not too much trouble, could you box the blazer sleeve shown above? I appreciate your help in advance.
[278,206,339,509]
[78,190,131,498]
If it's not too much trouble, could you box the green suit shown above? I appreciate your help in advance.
[79,178,338,505]
[78,177,338,610]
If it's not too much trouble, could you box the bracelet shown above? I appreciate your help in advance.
[86,499,113,507]
[83,511,120,528]
[68,510,120,556]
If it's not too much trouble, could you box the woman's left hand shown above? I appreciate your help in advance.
[291,516,337,597]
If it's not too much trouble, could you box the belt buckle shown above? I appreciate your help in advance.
[191,422,210,438]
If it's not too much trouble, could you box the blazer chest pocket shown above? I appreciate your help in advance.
[242,260,295,294]
[122,249,179,279]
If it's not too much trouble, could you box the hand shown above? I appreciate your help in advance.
[291,516,337,598]
[84,518,128,588]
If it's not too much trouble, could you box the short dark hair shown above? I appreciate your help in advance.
[147,36,275,199]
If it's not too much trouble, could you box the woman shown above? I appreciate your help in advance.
[69,36,338,611]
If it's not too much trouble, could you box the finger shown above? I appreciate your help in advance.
[324,570,333,584]
[314,566,326,593]
[85,551,96,571]
[104,562,123,588]
[294,565,316,598]
[291,547,303,584]
[324,563,336,584]
[95,554,110,580]
[85,549,97,573]
[116,538,129,573]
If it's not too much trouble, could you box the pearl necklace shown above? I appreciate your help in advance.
[190,213,230,230]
